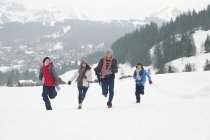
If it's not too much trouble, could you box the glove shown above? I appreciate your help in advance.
[83,75,87,79]
[68,80,71,85]
[55,85,61,91]
[149,80,152,84]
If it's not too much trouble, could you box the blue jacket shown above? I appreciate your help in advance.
[133,69,151,86]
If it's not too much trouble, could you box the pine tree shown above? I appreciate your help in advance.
[7,77,13,87]
[168,65,175,73]
[204,35,210,53]
[183,63,194,72]
[204,59,210,71]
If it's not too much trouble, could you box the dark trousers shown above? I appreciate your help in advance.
[42,86,57,110]
[78,86,88,104]
[135,84,144,102]
[101,75,115,106]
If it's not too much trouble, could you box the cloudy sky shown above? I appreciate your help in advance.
[4,0,210,20]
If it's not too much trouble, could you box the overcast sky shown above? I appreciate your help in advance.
[4,0,210,20]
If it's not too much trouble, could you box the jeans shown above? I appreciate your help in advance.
[135,84,144,102]
[78,86,88,104]
[42,86,57,110]
[101,74,115,106]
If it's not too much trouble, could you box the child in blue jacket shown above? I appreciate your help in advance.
[133,63,152,103]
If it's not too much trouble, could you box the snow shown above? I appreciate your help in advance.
[51,42,63,51]
[0,66,10,72]
[18,80,34,83]
[165,53,210,72]
[0,64,210,140]
[150,6,182,21]
[193,30,210,54]
[63,26,71,34]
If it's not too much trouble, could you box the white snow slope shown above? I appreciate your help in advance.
[0,66,210,140]
[153,29,210,72]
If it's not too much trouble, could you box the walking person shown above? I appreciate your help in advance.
[39,57,65,110]
[94,49,118,108]
[133,63,152,103]
[68,61,92,109]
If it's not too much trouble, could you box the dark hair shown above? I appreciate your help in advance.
[43,57,50,63]
[136,63,144,70]
[79,60,91,70]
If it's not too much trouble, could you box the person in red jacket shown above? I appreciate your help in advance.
[39,57,65,110]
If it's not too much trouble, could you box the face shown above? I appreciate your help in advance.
[44,59,50,66]
[82,63,87,68]
[137,65,142,69]
[106,51,112,59]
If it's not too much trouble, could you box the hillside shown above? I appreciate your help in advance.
[111,5,210,71]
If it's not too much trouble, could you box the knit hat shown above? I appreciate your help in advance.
[106,49,113,55]
[43,57,50,63]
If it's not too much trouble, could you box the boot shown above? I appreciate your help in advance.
[78,104,82,109]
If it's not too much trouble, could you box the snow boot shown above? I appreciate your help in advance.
[78,104,82,109]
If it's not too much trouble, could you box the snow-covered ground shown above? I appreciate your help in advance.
[0,67,210,140]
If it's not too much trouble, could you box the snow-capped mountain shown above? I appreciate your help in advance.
[0,1,91,24]
[0,1,182,25]
[148,7,182,21]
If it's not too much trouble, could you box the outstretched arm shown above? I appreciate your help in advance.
[50,67,65,85]
[145,71,152,84]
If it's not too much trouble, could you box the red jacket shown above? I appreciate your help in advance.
[42,62,55,86]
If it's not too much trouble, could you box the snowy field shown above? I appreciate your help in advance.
[0,70,210,140]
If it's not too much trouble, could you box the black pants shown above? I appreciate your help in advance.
[78,86,88,104]
[42,86,57,110]
[135,84,144,102]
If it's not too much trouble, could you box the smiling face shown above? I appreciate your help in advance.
[81,62,87,68]
[44,59,50,66]
[105,51,112,59]
[136,64,142,70]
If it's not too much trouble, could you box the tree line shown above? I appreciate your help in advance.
[111,5,210,68]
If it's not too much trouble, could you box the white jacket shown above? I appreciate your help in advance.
[70,69,92,87]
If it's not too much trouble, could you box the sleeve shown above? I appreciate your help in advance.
[94,58,103,75]
[86,70,92,82]
[39,66,43,81]
[145,71,151,81]
[111,58,118,73]
[70,70,79,82]
[50,67,63,85]
[133,70,137,80]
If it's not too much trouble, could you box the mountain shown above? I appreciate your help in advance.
[111,5,210,73]
[0,1,90,24]
[0,1,182,25]
[149,7,182,21]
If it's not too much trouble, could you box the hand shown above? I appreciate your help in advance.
[37,80,43,86]
[149,80,152,84]
[61,81,66,84]
[83,75,87,79]
[137,77,141,81]
[55,85,61,91]
[68,81,71,85]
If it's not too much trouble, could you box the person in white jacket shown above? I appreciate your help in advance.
[68,61,92,109]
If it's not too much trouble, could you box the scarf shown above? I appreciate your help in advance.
[101,56,113,79]
[136,68,142,80]
[76,67,86,87]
